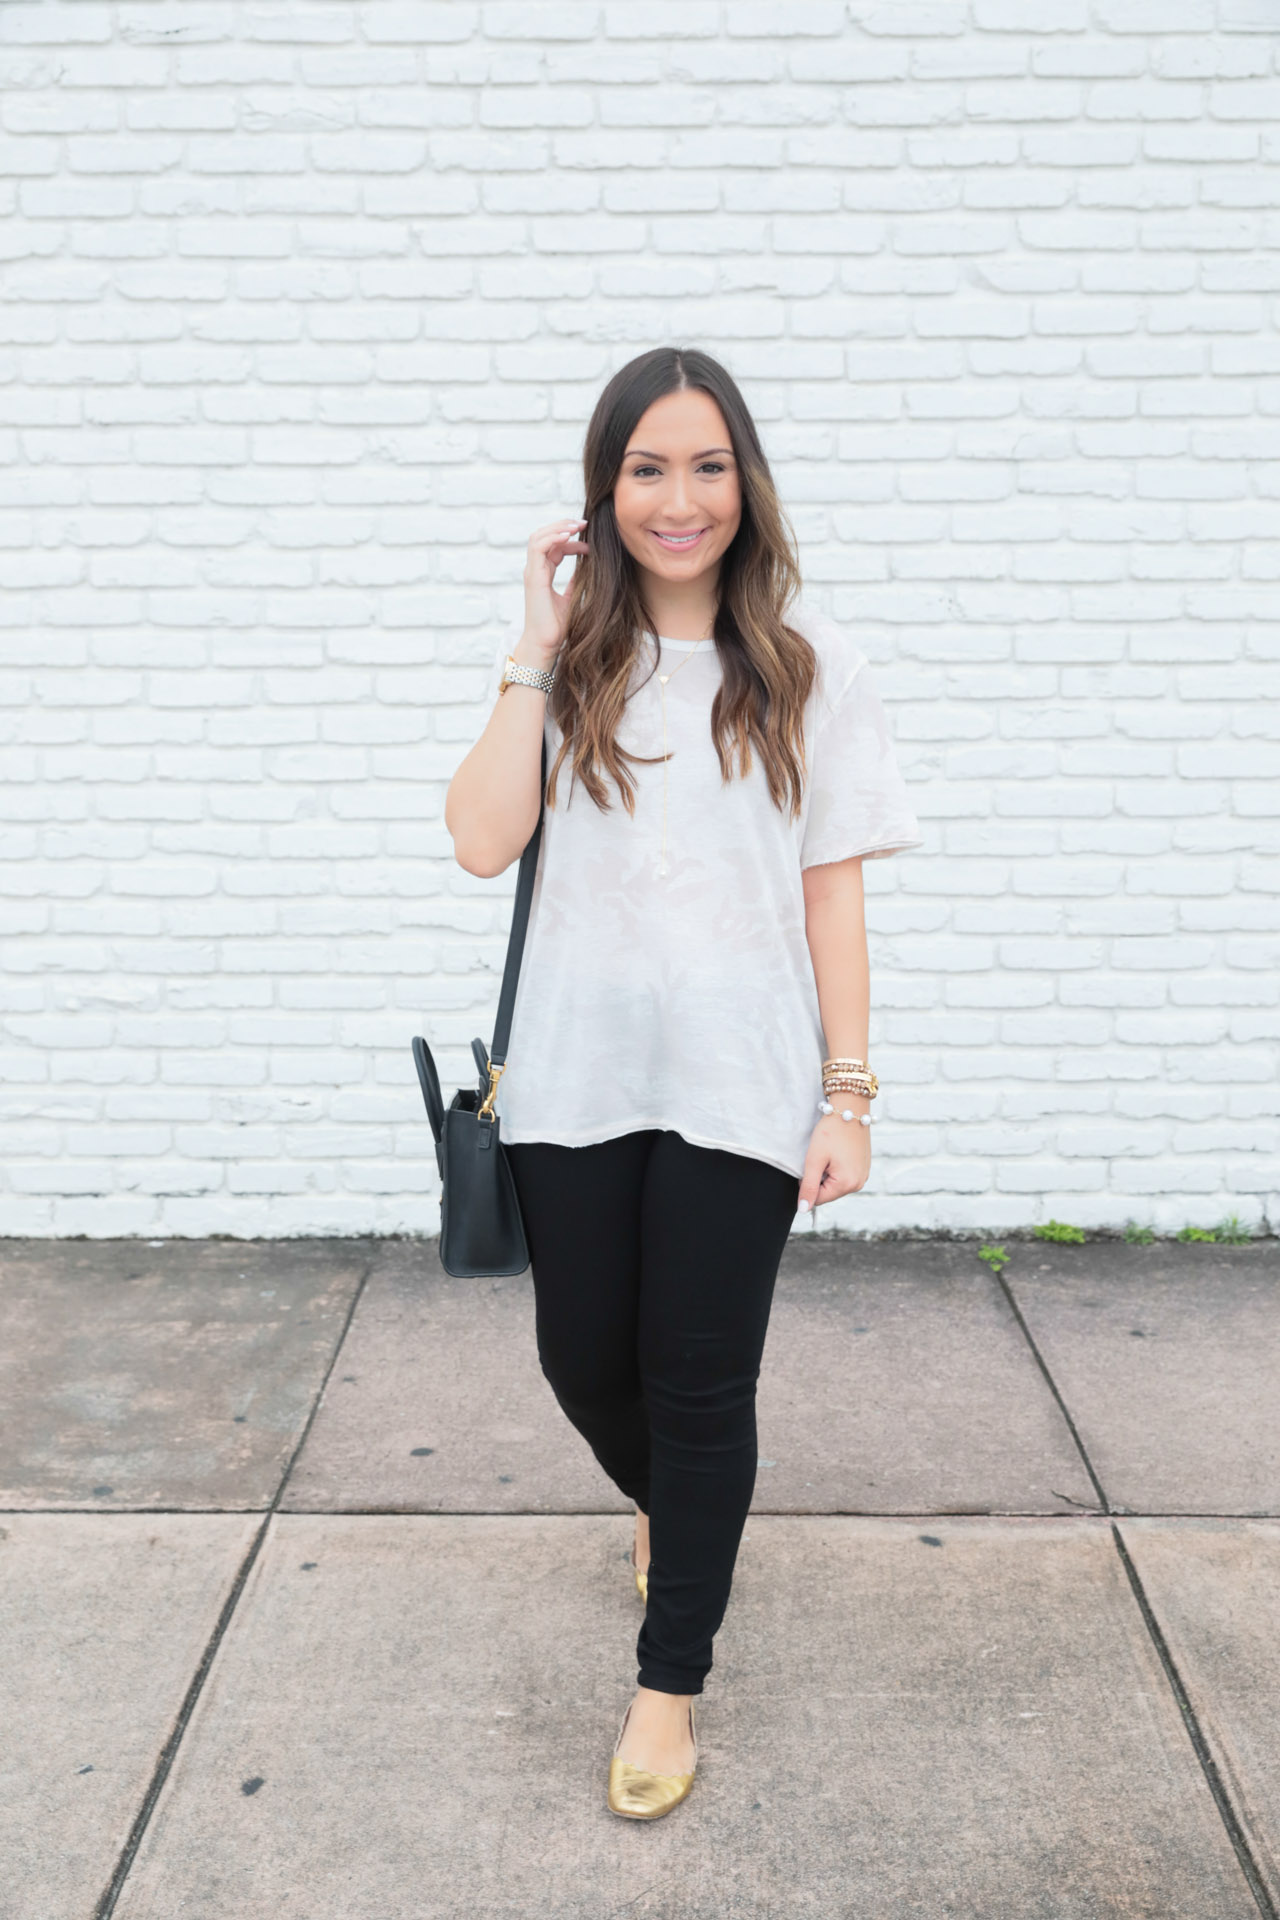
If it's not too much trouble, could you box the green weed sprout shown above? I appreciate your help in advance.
[1033,1219,1086,1244]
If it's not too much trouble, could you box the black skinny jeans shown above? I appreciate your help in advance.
[505,1128,800,1697]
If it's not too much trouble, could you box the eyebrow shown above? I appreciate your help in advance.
[624,447,735,460]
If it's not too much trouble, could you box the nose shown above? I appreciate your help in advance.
[662,474,697,519]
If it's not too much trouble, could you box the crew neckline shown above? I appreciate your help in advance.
[653,634,713,650]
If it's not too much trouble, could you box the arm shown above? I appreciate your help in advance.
[798,854,873,1212]
[445,629,556,877]
[445,515,588,876]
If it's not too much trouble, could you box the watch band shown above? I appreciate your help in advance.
[499,653,556,696]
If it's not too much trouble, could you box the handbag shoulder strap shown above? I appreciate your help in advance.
[488,730,548,1070]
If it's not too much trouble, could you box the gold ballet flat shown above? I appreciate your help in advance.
[630,1543,648,1605]
[607,1698,698,1821]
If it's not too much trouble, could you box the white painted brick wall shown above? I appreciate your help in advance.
[1,1,1277,1240]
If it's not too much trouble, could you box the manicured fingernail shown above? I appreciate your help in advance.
[798,1198,810,1213]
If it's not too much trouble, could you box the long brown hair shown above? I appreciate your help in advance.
[546,346,818,820]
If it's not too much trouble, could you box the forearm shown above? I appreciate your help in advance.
[444,631,557,878]
[803,861,872,1109]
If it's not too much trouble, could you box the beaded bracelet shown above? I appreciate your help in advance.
[822,1068,878,1099]
[819,1054,878,1124]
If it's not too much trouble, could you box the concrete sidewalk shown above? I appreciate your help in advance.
[3,1233,1279,1919]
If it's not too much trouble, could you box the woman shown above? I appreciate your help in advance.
[444,346,921,1820]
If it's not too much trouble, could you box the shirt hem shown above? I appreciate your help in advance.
[499,1116,804,1182]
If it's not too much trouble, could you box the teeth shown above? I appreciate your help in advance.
[655,532,702,544]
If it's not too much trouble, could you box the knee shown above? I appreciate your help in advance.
[538,1347,640,1423]
[642,1326,759,1397]
[642,1351,760,1433]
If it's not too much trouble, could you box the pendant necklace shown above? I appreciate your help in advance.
[655,617,713,877]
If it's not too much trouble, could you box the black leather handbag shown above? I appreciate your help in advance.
[411,735,547,1278]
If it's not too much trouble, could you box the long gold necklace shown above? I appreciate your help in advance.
[655,617,713,877]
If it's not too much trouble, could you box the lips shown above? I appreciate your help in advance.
[650,527,710,550]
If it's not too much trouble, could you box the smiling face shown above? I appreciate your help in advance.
[611,387,742,613]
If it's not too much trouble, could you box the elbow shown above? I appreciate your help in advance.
[470,851,515,879]
[444,781,504,877]
[449,816,531,877]
[444,781,537,878]
[450,835,512,879]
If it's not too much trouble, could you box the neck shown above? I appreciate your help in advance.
[641,578,719,643]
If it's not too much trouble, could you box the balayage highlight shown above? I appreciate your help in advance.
[545,347,818,821]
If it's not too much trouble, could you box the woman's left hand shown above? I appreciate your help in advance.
[797,1110,872,1213]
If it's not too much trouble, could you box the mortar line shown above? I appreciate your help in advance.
[92,1254,377,1920]
[1110,1521,1276,1920]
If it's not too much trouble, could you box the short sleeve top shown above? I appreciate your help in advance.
[484,600,923,1180]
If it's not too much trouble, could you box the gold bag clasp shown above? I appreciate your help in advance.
[477,1058,504,1121]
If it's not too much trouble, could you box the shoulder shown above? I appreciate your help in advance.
[785,600,869,717]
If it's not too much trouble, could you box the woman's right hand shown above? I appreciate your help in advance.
[521,516,589,661]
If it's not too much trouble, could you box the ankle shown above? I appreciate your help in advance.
[635,1684,693,1715]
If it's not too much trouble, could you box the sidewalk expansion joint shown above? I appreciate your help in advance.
[996,1271,1111,1513]
[1110,1521,1277,1920]
[91,1254,377,1920]
[12,1503,1276,1519]
[994,1276,1274,1905]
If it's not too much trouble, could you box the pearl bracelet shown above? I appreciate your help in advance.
[818,1099,876,1126]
